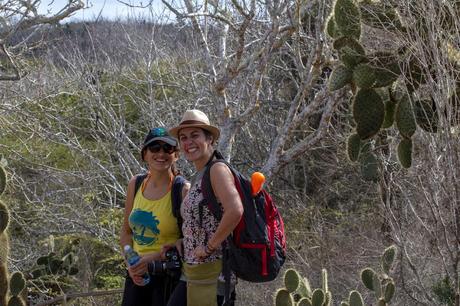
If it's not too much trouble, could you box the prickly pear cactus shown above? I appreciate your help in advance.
[324,0,460,173]
[274,246,398,306]
[0,164,26,306]
[275,268,331,306]
[0,165,10,306]
[359,245,398,305]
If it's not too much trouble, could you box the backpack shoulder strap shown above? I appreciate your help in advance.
[171,175,186,218]
[134,173,148,200]
[172,175,186,237]
[201,151,237,221]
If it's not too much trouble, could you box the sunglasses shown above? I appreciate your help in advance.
[147,142,176,154]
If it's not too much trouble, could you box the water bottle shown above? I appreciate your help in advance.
[124,245,150,285]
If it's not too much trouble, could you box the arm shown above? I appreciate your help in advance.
[195,163,244,259]
[120,176,145,285]
[120,176,136,252]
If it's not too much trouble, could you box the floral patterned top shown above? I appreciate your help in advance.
[181,170,222,264]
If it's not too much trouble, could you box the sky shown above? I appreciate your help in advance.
[38,0,167,21]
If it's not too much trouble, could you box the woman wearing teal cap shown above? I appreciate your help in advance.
[120,127,189,306]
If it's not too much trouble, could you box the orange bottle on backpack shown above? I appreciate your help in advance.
[251,172,265,196]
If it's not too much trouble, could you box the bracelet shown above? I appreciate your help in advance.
[205,243,216,255]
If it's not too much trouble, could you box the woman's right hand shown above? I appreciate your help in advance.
[127,264,147,286]
[161,238,183,258]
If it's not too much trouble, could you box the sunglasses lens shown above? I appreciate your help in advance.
[148,143,161,153]
[147,143,175,154]
[163,144,174,154]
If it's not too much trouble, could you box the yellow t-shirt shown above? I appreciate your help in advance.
[129,189,180,255]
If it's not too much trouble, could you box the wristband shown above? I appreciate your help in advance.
[205,244,215,255]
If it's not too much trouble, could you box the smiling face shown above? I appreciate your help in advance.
[143,141,178,173]
[178,127,214,169]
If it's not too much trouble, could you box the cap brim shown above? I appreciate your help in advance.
[169,124,220,140]
[143,136,177,147]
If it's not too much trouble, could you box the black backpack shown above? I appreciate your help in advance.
[134,174,186,236]
[200,151,286,285]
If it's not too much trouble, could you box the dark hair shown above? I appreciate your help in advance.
[171,162,180,176]
[202,129,215,145]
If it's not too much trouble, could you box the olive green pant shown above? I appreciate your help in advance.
[183,260,222,306]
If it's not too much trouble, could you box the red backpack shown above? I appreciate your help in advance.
[200,151,286,287]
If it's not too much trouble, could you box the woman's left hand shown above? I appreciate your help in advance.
[193,245,208,260]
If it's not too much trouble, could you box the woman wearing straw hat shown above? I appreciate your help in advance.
[168,110,243,306]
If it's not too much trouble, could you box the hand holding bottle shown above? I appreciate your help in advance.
[124,245,150,286]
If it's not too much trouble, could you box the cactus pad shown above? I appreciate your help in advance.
[373,273,383,298]
[311,289,325,306]
[298,298,313,306]
[414,99,438,133]
[346,133,361,162]
[381,245,397,274]
[0,234,9,264]
[384,281,395,302]
[405,58,426,92]
[353,64,377,88]
[0,201,9,234]
[395,95,416,138]
[353,88,385,140]
[0,264,8,306]
[326,16,339,39]
[359,2,402,31]
[284,269,301,293]
[275,289,294,306]
[360,152,379,182]
[376,298,386,306]
[0,166,5,196]
[382,98,397,128]
[334,0,361,38]
[329,65,353,91]
[9,271,26,296]
[349,290,364,306]
[7,296,25,306]
[374,67,399,88]
[333,37,366,68]
[361,268,377,290]
[397,138,412,168]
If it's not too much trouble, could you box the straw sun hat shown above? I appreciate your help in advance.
[169,109,220,141]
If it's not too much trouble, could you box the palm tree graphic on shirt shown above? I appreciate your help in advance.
[130,209,160,246]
